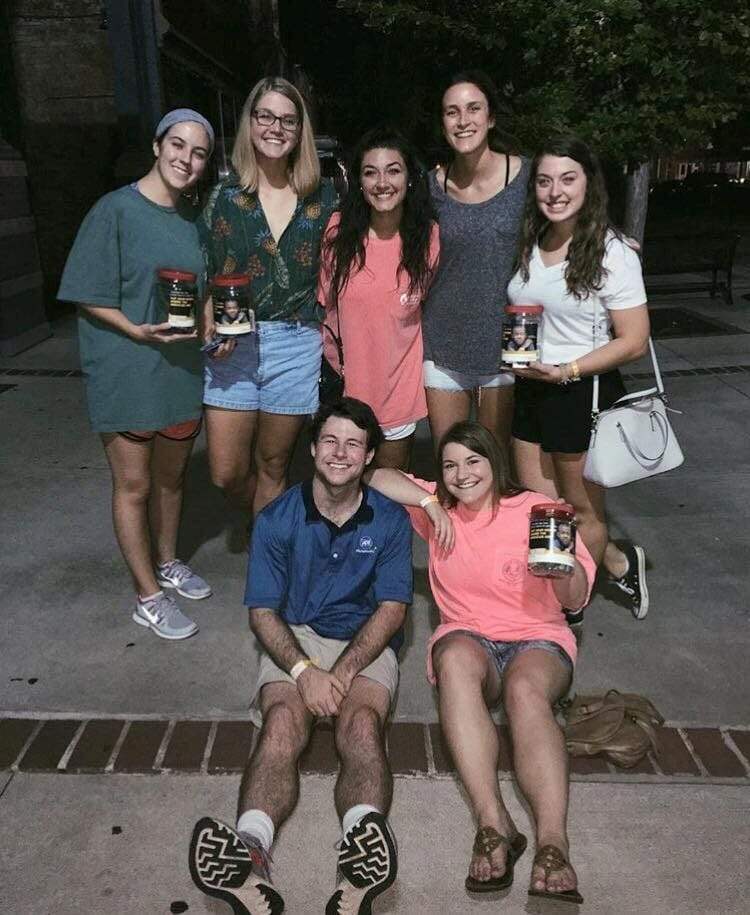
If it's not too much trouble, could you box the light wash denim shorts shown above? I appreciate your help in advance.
[423,359,514,392]
[439,629,573,680]
[203,320,322,414]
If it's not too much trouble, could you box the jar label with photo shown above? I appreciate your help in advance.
[528,503,576,577]
[214,298,256,335]
[501,320,540,364]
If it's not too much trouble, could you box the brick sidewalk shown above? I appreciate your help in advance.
[2,717,749,782]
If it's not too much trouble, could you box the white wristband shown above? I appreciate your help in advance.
[290,659,316,681]
[419,494,439,508]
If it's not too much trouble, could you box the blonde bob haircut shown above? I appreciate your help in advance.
[232,76,320,197]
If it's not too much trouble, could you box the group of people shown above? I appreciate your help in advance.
[59,69,652,913]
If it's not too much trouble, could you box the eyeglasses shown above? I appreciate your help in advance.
[252,109,300,131]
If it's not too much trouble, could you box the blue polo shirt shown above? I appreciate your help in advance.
[244,481,413,652]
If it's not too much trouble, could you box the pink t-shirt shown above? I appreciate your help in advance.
[318,214,439,429]
[405,478,596,681]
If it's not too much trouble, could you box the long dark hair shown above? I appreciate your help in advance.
[517,135,618,300]
[322,127,436,307]
[438,70,520,159]
[436,421,521,509]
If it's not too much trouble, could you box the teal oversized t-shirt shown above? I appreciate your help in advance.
[58,185,204,432]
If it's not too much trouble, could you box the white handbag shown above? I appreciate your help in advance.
[583,335,684,488]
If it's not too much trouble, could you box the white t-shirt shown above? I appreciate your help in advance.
[506,233,647,364]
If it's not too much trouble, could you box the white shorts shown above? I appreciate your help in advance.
[382,422,417,441]
[423,360,514,392]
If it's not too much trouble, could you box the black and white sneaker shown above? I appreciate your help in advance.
[610,543,649,620]
[189,816,284,915]
[325,811,398,915]
[564,607,585,627]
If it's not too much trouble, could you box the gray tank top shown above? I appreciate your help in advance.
[423,157,531,375]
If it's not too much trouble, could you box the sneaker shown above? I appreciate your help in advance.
[156,559,212,600]
[325,811,398,915]
[132,592,198,640]
[564,607,585,627]
[189,817,284,915]
[610,543,649,620]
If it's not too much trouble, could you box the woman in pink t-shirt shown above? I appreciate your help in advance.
[319,128,439,468]
[368,420,594,904]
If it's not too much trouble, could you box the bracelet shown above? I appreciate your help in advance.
[419,494,439,508]
[557,363,571,385]
[290,658,318,681]
[569,360,582,382]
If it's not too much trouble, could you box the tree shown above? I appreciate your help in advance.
[337,0,750,241]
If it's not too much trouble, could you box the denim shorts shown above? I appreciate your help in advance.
[423,360,514,392]
[203,320,322,414]
[443,629,573,679]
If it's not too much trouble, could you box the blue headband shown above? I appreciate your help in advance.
[154,108,215,153]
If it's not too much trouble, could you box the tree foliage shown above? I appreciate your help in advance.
[337,0,750,163]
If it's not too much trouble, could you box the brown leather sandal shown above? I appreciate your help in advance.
[465,826,528,893]
[528,844,584,905]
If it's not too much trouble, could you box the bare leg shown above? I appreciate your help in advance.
[512,438,559,498]
[426,387,472,455]
[372,435,413,471]
[101,433,160,597]
[238,682,313,826]
[204,406,258,513]
[477,384,514,455]
[502,648,579,896]
[334,676,393,818]
[148,435,195,565]
[253,411,306,517]
[432,635,519,883]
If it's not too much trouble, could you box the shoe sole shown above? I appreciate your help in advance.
[327,812,397,915]
[189,817,284,915]
[157,579,212,601]
[132,611,198,641]
[630,545,649,620]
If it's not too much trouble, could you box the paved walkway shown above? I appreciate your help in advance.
[2,253,750,913]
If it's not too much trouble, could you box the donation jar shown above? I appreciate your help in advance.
[501,304,543,365]
[213,274,255,335]
[528,502,576,577]
[157,268,197,334]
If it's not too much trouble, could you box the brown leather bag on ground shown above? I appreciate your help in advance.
[562,689,664,768]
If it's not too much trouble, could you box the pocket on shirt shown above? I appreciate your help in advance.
[495,549,528,590]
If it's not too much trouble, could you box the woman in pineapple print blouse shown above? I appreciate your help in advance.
[201,76,337,519]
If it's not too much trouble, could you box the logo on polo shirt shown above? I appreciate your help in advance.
[356,535,377,554]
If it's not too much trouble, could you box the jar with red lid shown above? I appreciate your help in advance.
[501,304,543,365]
[212,274,255,335]
[157,268,197,334]
[528,502,576,577]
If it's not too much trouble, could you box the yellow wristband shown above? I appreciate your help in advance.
[419,494,439,508]
[290,658,318,681]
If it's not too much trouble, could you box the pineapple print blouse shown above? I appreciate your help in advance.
[200,174,337,322]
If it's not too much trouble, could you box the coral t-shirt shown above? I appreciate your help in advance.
[318,214,439,429]
[405,478,596,681]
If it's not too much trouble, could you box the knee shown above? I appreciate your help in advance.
[258,702,308,760]
[209,460,245,494]
[433,639,483,688]
[113,474,150,503]
[335,704,382,756]
[255,449,290,484]
[502,672,549,721]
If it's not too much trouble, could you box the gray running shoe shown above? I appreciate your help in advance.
[189,816,284,915]
[156,559,212,600]
[132,591,199,640]
[326,812,398,915]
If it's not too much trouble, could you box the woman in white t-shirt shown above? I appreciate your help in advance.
[507,137,651,620]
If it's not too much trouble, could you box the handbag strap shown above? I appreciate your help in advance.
[322,287,345,375]
[589,283,664,417]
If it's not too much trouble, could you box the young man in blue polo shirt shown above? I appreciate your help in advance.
[190,398,439,915]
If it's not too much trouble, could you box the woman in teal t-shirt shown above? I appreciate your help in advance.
[58,109,214,642]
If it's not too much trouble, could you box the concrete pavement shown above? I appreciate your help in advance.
[2,247,750,913]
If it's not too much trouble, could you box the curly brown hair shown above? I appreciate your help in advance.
[516,136,620,301]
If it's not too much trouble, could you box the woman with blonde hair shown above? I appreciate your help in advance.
[201,76,337,519]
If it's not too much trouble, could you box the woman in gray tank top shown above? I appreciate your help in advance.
[423,71,530,452]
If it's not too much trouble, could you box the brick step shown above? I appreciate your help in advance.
[2,718,749,781]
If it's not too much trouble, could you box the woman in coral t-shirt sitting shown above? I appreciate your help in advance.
[368,420,594,904]
[318,127,439,468]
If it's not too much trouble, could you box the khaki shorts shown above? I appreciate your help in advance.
[249,624,399,726]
